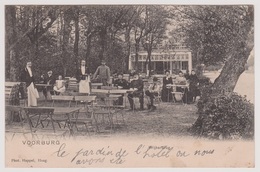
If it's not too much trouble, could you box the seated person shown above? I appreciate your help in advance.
[46,70,56,95]
[53,75,66,95]
[127,73,144,110]
[161,70,173,102]
[145,77,160,110]
[113,73,129,105]
[175,71,188,92]
[38,74,47,98]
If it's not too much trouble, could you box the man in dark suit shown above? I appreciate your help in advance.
[46,70,56,95]
[20,61,38,106]
[113,73,129,105]
[127,73,144,110]
[76,59,90,94]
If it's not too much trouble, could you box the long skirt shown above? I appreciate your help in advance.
[27,83,38,106]
[161,87,173,102]
[79,80,90,94]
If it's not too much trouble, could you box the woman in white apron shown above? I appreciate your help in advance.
[76,60,90,94]
[20,61,39,106]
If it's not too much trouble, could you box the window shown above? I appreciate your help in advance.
[182,61,188,70]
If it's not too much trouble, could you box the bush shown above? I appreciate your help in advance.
[190,92,254,140]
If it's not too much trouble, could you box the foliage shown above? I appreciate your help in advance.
[191,90,254,140]
[205,64,223,71]
[174,6,253,66]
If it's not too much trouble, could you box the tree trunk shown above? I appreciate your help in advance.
[134,41,140,70]
[147,49,152,76]
[124,27,131,72]
[61,9,72,77]
[73,9,80,69]
[210,32,254,96]
[6,6,18,81]
[98,28,107,61]
[85,34,92,67]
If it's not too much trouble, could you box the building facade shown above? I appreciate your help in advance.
[129,44,192,75]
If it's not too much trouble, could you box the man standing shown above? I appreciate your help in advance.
[46,70,56,95]
[76,59,90,94]
[20,61,38,106]
[92,60,111,86]
[127,73,144,110]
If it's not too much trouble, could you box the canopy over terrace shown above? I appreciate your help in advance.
[129,49,192,75]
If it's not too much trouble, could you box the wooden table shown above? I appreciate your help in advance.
[24,107,82,136]
[167,84,189,103]
[74,95,97,109]
[91,89,134,108]
[35,84,53,100]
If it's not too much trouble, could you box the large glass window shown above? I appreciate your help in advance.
[182,61,188,70]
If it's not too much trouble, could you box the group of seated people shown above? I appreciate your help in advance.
[38,71,66,98]
[112,69,200,111]
[161,70,200,103]
[37,69,200,110]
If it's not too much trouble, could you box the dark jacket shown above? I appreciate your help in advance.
[129,78,143,94]
[46,74,56,86]
[76,67,90,82]
[162,77,173,88]
[114,79,129,89]
[189,74,199,87]
[20,68,35,87]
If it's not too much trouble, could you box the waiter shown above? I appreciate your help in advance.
[76,59,91,94]
[20,61,38,106]
[92,60,111,86]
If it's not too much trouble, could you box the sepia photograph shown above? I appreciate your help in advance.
[3,1,256,168]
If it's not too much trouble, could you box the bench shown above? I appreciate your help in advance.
[51,95,74,107]
[67,78,78,92]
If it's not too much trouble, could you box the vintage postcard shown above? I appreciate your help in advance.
[3,1,256,168]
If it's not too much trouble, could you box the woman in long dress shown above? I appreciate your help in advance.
[188,70,201,102]
[161,70,173,102]
[20,61,39,106]
[76,60,90,94]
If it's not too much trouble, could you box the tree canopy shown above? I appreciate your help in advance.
[6,5,254,94]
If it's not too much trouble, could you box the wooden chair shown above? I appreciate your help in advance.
[51,95,74,107]
[123,74,130,81]
[5,105,33,140]
[106,96,126,129]
[92,93,115,133]
[72,96,97,134]
[171,86,184,104]
[49,96,75,132]
[23,107,69,139]
[5,105,24,124]
[67,78,78,92]
[5,82,21,106]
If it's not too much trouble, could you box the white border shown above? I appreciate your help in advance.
[0,0,259,172]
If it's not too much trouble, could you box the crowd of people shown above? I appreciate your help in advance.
[20,60,201,110]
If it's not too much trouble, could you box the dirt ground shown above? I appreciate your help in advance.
[5,97,199,140]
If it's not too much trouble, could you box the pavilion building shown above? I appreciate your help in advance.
[128,43,192,75]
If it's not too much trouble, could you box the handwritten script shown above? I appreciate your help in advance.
[52,143,215,166]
